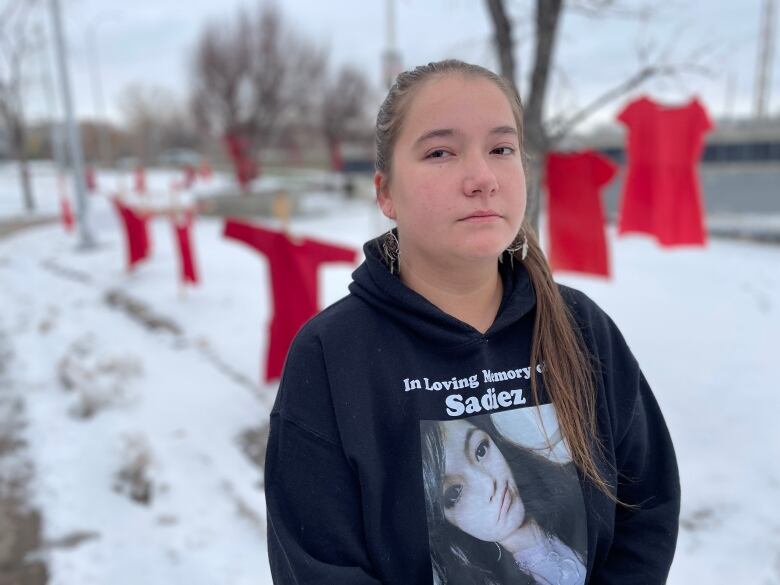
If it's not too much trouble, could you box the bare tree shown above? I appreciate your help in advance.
[485,0,711,229]
[322,65,371,170]
[118,83,197,165]
[190,4,326,181]
[0,0,40,212]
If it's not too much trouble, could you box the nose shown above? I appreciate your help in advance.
[462,152,498,197]
[465,467,498,503]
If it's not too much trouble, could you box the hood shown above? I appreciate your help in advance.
[348,231,536,348]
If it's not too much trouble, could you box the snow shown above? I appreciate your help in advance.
[1,165,779,583]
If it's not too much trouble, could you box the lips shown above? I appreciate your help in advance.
[498,483,511,521]
[460,210,502,221]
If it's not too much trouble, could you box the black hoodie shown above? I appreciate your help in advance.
[265,234,679,585]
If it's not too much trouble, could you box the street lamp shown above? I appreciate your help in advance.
[49,0,95,249]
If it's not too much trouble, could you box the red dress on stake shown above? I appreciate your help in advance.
[60,197,75,232]
[85,166,97,192]
[172,211,198,285]
[616,96,713,246]
[545,150,618,277]
[223,220,357,382]
[112,198,152,271]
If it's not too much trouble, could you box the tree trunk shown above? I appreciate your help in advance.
[524,0,563,231]
[12,121,35,213]
[486,0,516,88]
[17,156,34,213]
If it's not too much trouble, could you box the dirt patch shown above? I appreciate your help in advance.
[56,335,143,419]
[104,289,181,335]
[112,433,154,506]
[679,506,720,532]
[237,424,270,489]
[104,288,260,396]
[39,259,92,286]
[0,328,47,584]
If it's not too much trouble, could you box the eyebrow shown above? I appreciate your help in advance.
[464,427,477,460]
[414,126,518,146]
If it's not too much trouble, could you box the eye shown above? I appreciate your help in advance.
[443,484,463,509]
[491,146,515,156]
[475,438,490,461]
[425,149,452,159]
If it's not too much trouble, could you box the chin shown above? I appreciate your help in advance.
[456,234,512,261]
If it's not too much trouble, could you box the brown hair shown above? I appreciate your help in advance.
[375,59,615,501]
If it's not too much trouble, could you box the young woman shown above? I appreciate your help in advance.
[265,60,680,585]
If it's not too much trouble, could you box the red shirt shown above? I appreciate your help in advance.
[546,150,617,277]
[223,220,357,382]
[617,96,713,246]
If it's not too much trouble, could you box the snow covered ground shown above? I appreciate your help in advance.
[1,165,779,584]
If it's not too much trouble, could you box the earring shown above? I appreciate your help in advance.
[382,230,400,274]
[504,229,528,268]
[495,542,502,562]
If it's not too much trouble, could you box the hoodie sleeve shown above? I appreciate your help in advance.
[599,368,680,585]
[562,287,680,584]
[264,326,381,585]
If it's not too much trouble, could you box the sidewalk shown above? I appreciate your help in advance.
[0,215,56,240]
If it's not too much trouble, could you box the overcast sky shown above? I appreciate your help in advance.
[32,0,778,130]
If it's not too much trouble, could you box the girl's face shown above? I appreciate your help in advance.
[439,419,526,543]
[376,74,526,268]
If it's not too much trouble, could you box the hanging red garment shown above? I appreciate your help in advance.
[182,165,197,189]
[112,198,152,271]
[328,140,344,171]
[60,196,75,232]
[85,166,97,192]
[58,174,75,232]
[545,150,618,277]
[198,160,213,181]
[224,134,259,192]
[134,166,147,195]
[616,96,713,246]
[223,219,357,382]
[172,211,199,285]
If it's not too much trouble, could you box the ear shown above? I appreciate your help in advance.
[374,172,396,220]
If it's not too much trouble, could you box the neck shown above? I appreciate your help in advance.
[499,520,547,557]
[399,248,503,334]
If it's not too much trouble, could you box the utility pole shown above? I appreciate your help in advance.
[49,0,95,249]
[382,0,402,89]
[754,0,776,118]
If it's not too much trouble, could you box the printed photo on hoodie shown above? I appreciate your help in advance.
[420,406,587,585]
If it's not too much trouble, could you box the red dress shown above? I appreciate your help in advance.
[545,150,618,277]
[616,96,713,246]
[172,211,199,285]
[223,220,357,382]
[112,198,152,271]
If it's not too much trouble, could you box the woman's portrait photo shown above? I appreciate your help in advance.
[421,407,587,585]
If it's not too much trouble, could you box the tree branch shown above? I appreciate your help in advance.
[546,61,711,144]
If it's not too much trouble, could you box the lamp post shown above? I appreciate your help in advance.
[49,0,95,249]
